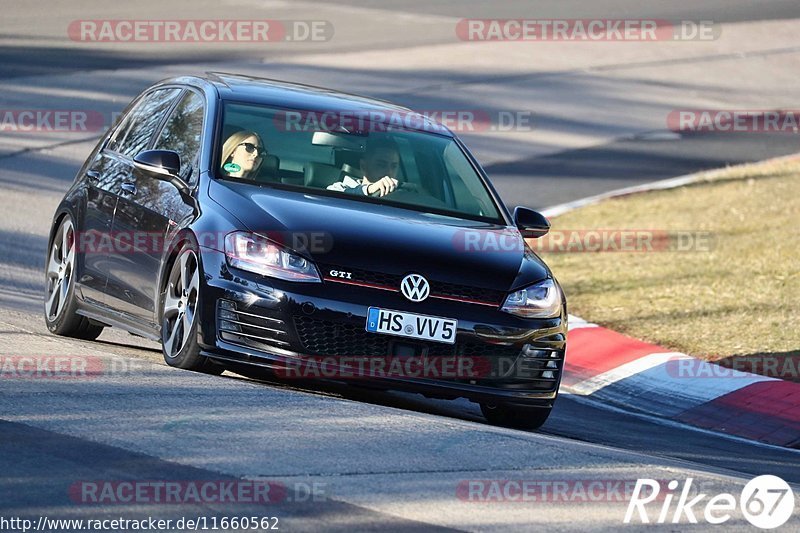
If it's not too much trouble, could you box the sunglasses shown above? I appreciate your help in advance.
[238,142,266,157]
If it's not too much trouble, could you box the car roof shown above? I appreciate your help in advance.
[165,72,454,137]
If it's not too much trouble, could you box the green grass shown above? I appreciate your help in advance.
[537,158,800,367]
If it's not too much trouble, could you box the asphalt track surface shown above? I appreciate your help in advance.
[2,1,800,531]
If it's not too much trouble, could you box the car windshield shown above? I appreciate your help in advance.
[216,102,504,223]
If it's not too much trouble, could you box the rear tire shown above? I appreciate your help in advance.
[44,215,103,340]
[480,403,551,430]
[160,243,223,375]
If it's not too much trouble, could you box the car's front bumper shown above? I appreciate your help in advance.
[196,247,567,407]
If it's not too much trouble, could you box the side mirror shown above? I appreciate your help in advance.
[514,206,550,238]
[134,149,180,177]
[133,150,190,195]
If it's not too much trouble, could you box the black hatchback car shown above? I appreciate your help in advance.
[44,73,567,429]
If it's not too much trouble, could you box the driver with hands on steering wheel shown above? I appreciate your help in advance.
[327,138,400,197]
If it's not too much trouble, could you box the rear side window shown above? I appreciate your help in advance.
[108,88,182,158]
[154,90,205,182]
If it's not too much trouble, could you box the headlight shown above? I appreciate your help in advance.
[224,231,320,282]
[501,278,562,318]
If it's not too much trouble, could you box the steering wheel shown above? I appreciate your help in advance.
[368,181,421,197]
[367,183,451,211]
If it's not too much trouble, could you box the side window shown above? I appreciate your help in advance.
[108,88,182,158]
[154,90,205,183]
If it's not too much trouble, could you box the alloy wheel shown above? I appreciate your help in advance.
[162,249,200,358]
[45,218,75,321]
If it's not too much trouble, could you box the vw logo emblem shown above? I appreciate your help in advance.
[400,274,430,302]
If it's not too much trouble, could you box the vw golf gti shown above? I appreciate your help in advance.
[44,73,567,429]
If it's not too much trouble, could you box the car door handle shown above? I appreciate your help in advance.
[86,170,100,183]
[120,182,137,195]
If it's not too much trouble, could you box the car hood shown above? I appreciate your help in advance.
[209,180,550,292]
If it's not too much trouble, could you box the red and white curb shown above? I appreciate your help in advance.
[561,317,800,448]
[541,152,800,448]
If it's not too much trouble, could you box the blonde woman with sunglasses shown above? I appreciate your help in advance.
[220,130,267,179]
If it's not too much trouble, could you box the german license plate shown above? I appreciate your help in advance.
[366,307,457,344]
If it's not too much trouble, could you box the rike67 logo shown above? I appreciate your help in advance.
[625,475,795,529]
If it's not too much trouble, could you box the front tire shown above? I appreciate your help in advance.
[44,215,103,340]
[160,244,223,375]
[480,403,552,430]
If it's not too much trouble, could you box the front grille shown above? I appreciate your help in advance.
[217,299,292,352]
[294,315,527,359]
[292,315,563,389]
[215,302,562,391]
[320,264,505,305]
[293,315,392,357]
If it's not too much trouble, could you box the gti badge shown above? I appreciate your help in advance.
[329,270,352,279]
[401,273,430,302]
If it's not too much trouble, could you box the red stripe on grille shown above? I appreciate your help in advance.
[429,293,498,307]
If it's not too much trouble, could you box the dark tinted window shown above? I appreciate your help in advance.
[154,90,205,182]
[217,102,502,222]
[109,88,182,158]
